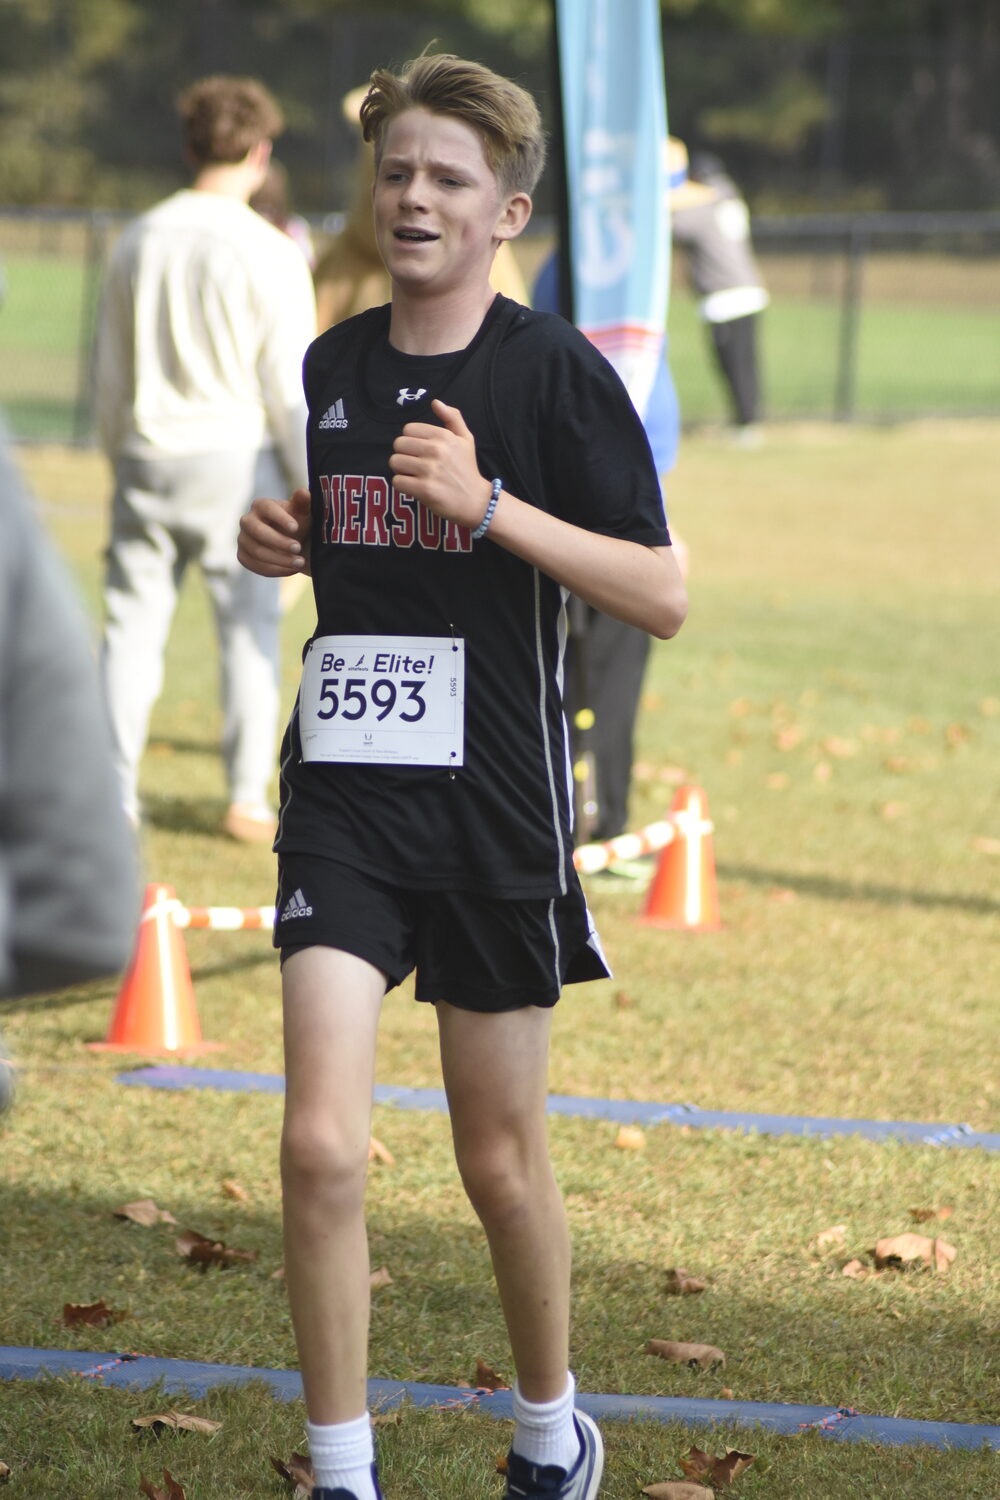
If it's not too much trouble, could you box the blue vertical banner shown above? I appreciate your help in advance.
[555,0,669,423]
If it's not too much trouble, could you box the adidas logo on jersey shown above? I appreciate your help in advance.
[318,398,348,430]
[279,888,313,921]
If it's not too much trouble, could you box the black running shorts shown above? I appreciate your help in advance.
[274,853,610,1013]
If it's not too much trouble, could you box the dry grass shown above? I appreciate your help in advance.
[1,428,997,1497]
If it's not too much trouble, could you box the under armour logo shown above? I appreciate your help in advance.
[396,387,427,405]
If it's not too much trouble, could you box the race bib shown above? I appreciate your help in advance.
[299,634,465,767]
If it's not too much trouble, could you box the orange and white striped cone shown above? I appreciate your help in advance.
[88,883,222,1054]
[639,785,721,931]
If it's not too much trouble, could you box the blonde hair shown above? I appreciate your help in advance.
[359,53,546,199]
[177,76,284,166]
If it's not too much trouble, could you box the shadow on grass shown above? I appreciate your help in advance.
[567,1250,999,1426]
[0,976,120,1014]
[717,861,1000,918]
[189,951,274,983]
[141,797,227,838]
[147,736,219,759]
[0,1183,996,1431]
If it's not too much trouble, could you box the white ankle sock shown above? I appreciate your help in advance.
[512,1372,579,1473]
[306,1413,378,1498]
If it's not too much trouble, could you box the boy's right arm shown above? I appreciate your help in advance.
[237,487,313,577]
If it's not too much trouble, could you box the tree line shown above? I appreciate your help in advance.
[0,0,996,212]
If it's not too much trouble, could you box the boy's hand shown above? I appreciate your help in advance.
[238,488,312,576]
[389,399,493,530]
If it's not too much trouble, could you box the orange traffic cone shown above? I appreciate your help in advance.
[88,884,222,1054]
[639,785,721,931]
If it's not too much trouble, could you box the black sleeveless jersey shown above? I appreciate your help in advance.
[275,294,670,899]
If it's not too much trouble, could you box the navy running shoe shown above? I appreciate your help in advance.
[312,1465,383,1500]
[503,1412,604,1499]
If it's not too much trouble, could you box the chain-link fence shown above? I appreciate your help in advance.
[1,206,998,445]
[673,211,1000,426]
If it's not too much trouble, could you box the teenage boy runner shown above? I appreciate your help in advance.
[238,53,687,1500]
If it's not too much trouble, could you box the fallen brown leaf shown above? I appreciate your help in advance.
[132,1411,222,1435]
[0,1461,10,1482]
[664,1267,708,1296]
[677,1446,714,1479]
[878,801,909,819]
[764,772,789,789]
[719,1387,734,1400]
[62,1299,128,1328]
[711,1449,755,1485]
[221,1179,250,1202]
[814,1223,847,1250]
[970,836,1000,855]
[368,1136,396,1166]
[371,1411,400,1428]
[475,1358,509,1391]
[872,1233,956,1272]
[643,1484,713,1499]
[615,1124,646,1151]
[647,1339,725,1370]
[495,1452,509,1475]
[822,736,858,758]
[841,1258,869,1279]
[175,1229,257,1271]
[269,1452,315,1497]
[679,1444,754,1487]
[113,1199,178,1227]
[909,1206,954,1223]
[657,763,688,784]
[614,989,635,1009]
[370,1265,393,1291]
[139,1470,186,1500]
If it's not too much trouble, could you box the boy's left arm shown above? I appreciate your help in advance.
[390,401,688,641]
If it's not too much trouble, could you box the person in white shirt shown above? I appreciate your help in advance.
[96,75,316,841]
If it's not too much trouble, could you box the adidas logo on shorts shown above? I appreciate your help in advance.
[318,397,348,430]
[280,888,313,921]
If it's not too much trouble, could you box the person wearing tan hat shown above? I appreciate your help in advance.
[668,135,768,441]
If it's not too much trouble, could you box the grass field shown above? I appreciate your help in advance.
[1,426,999,1498]
[2,240,1000,439]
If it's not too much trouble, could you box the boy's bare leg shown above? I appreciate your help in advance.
[437,1001,570,1400]
[280,945,385,1423]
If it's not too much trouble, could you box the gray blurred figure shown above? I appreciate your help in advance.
[669,138,769,443]
[0,432,139,1113]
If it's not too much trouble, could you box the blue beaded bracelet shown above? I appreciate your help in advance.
[471,476,503,540]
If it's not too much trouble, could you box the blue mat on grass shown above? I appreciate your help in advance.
[2,1347,997,1451]
[116,1067,1000,1151]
